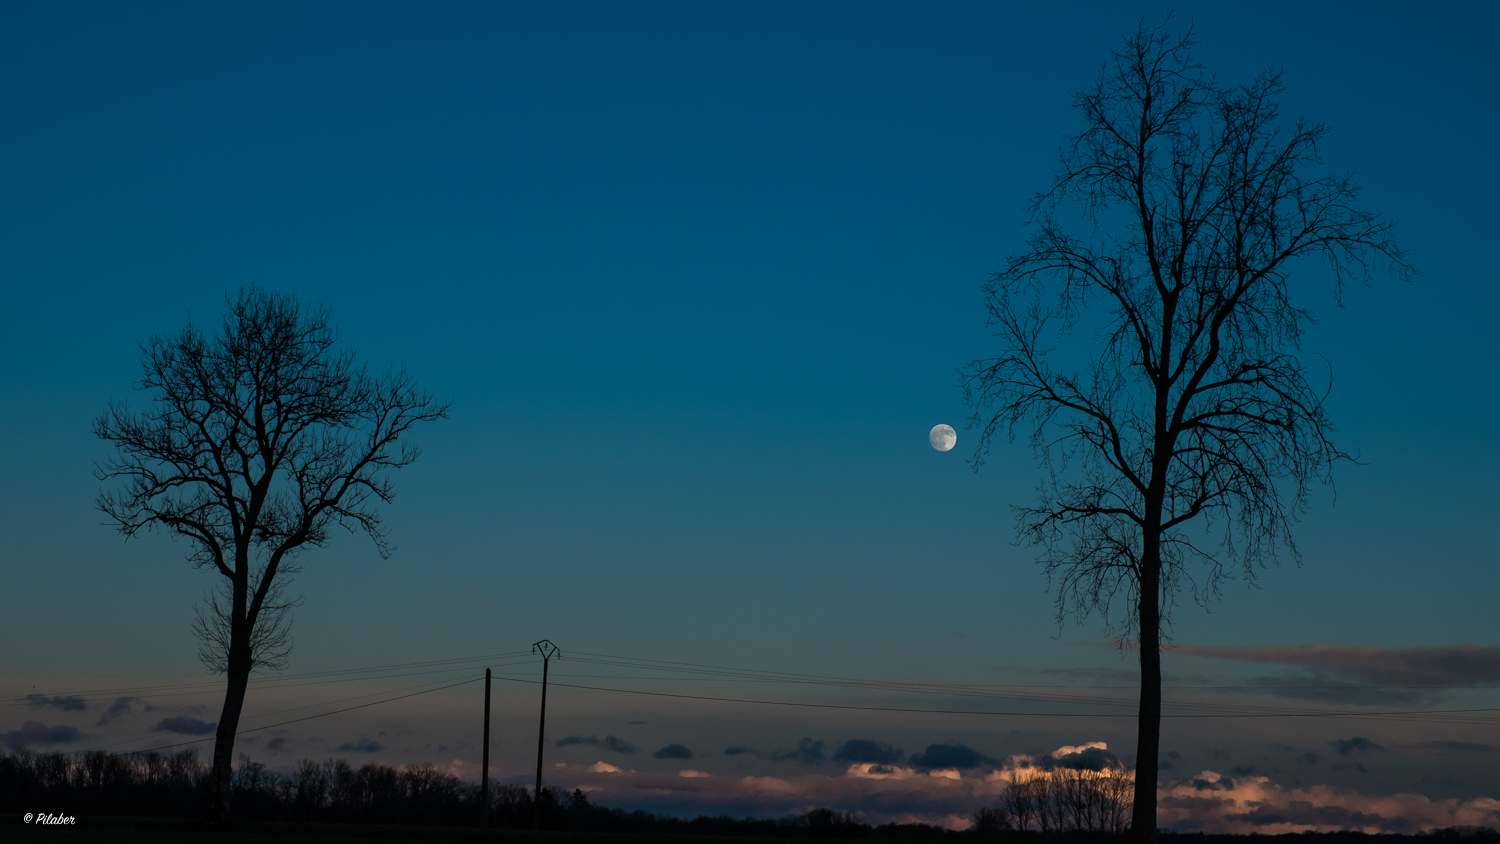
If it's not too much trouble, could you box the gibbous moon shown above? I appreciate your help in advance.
[929,424,957,452]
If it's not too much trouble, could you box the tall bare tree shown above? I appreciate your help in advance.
[95,286,450,827]
[964,21,1411,842]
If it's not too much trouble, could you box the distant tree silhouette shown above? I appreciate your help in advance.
[964,19,1412,843]
[987,767,1132,835]
[94,286,449,827]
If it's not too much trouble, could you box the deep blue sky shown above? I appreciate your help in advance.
[2,0,1497,826]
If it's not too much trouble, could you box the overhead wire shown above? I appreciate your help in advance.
[71,677,482,755]
[0,650,535,707]
[487,675,1500,727]
[550,652,1500,722]
[11,646,1498,757]
[10,646,1494,708]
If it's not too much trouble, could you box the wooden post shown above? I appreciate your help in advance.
[481,667,491,829]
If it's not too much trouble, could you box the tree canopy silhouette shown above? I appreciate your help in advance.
[95,286,450,826]
[963,20,1412,843]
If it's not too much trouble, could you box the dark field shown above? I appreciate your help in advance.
[4,815,1498,844]
[3,813,908,843]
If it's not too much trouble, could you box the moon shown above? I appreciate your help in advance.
[929,424,956,452]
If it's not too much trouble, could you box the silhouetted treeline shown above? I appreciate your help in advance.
[0,748,946,836]
[1,748,211,818]
[972,767,1133,834]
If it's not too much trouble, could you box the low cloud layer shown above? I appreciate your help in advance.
[336,736,384,753]
[909,743,989,770]
[2,721,83,749]
[1171,644,1500,705]
[558,734,636,754]
[97,697,138,726]
[532,740,1499,833]
[150,716,216,736]
[771,738,825,766]
[1330,737,1384,757]
[1405,741,1500,754]
[654,744,693,760]
[26,694,88,712]
[1159,771,1500,834]
[833,739,903,765]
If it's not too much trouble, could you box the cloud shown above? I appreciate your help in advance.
[543,758,996,828]
[265,736,291,752]
[336,736,384,753]
[1050,741,1121,771]
[1158,770,1500,834]
[151,716,216,736]
[909,743,989,770]
[1170,644,1500,705]
[557,734,637,754]
[724,746,759,757]
[26,694,88,712]
[1330,737,1385,757]
[536,741,1500,834]
[97,697,138,726]
[541,742,1110,828]
[833,740,904,765]
[997,741,1121,774]
[1243,673,1427,706]
[2,721,83,749]
[1039,667,1139,684]
[771,738,825,766]
[1405,741,1500,754]
[654,744,693,760]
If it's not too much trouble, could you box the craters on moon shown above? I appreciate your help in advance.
[930,424,956,452]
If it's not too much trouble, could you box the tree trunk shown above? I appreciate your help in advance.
[1130,544,1162,844]
[203,646,253,828]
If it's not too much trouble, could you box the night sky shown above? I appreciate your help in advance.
[2,1,1497,831]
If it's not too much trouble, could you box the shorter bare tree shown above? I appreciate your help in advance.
[96,285,450,826]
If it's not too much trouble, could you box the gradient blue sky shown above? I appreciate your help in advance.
[2,0,1498,830]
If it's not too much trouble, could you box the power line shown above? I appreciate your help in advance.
[549,653,1497,720]
[566,650,1500,693]
[0,651,535,707]
[10,646,1495,709]
[72,677,482,755]
[487,676,1500,726]
[13,645,1499,756]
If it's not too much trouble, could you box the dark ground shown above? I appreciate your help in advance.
[3,815,1497,844]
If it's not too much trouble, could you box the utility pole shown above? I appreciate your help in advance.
[480,667,491,830]
[532,639,560,831]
